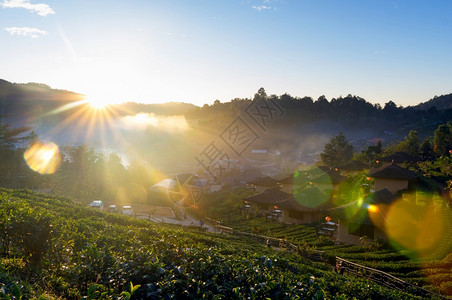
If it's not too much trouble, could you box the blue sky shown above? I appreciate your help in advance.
[1,0,451,107]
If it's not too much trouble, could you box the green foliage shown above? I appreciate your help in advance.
[320,133,353,168]
[0,123,34,150]
[0,283,22,300]
[404,130,420,157]
[420,138,434,161]
[433,123,452,157]
[335,172,372,206]
[0,124,36,188]
[197,188,254,219]
[382,130,420,157]
[0,188,448,298]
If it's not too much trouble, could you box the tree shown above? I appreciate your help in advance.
[104,153,126,187]
[375,139,382,154]
[253,87,267,101]
[358,139,382,165]
[404,130,420,157]
[420,138,434,161]
[0,123,36,188]
[53,145,103,199]
[383,100,397,111]
[433,124,452,157]
[320,133,354,168]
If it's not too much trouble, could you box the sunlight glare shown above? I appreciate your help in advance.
[86,97,110,109]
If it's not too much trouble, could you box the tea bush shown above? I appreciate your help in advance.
[0,188,439,298]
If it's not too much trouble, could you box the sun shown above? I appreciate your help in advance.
[85,97,110,109]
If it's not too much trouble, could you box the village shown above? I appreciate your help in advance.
[147,147,451,256]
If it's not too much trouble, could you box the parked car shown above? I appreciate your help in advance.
[121,205,133,215]
[108,205,118,213]
[89,200,104,209]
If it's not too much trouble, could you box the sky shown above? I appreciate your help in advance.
[1,0,451,107]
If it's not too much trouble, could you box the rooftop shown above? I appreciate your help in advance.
[339,160,369,171]
[248,176,279,186]
[369,162,417,180]
[244,187,292,204]
[380,151,419,163]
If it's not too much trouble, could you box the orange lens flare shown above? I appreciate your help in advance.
[384,200,446,260]
[24,142,62,174]
[366,204,379,213]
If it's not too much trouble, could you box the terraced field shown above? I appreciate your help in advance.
[0,188,434,299]
[213,210,452,297]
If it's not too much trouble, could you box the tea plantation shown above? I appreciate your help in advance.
[0,188,445,299]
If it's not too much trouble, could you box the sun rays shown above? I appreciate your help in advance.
[23,96,134,173]
[42,96,129,145]
[23,94,191,182]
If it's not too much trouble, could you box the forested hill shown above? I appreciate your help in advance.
[415,93,452,110]
[185,92,452,147]
[0,79,84,116]
[1,79,452,148]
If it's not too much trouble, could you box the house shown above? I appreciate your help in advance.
[243,187,292,211]
[369,162,416,195]
[243,186,330,224]
[328,188,397,245]
[221,167,262,187]
[306,166,331,177]
[277,171,309,193]
[152,173,206,207]
[247,176,279,192]
[379,151,419,167]
[278,187,330,224]
[311,169,346,194]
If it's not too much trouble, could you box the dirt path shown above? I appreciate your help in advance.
[129,204,216,232]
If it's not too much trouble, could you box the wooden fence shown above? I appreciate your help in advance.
[203,217,447,299]
[335,257,448,299]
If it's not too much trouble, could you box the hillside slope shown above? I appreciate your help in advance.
[0,188,419,299]
[415,94,452,110]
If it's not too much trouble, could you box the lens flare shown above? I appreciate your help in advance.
[384,200,446,260]
[366,204,379,213]
[341,197,368,222]
[24,142,62,174]
[292,186,328,208]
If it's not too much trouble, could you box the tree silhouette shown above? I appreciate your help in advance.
[320,133,353,168]
[433,124,452,157]
[420,138,434,161]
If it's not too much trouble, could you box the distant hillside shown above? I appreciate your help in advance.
[1,78,452,159]
[0,79,198,121]
[0,79,86,131]
[415,93,452,110]
[0,79,84,116]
